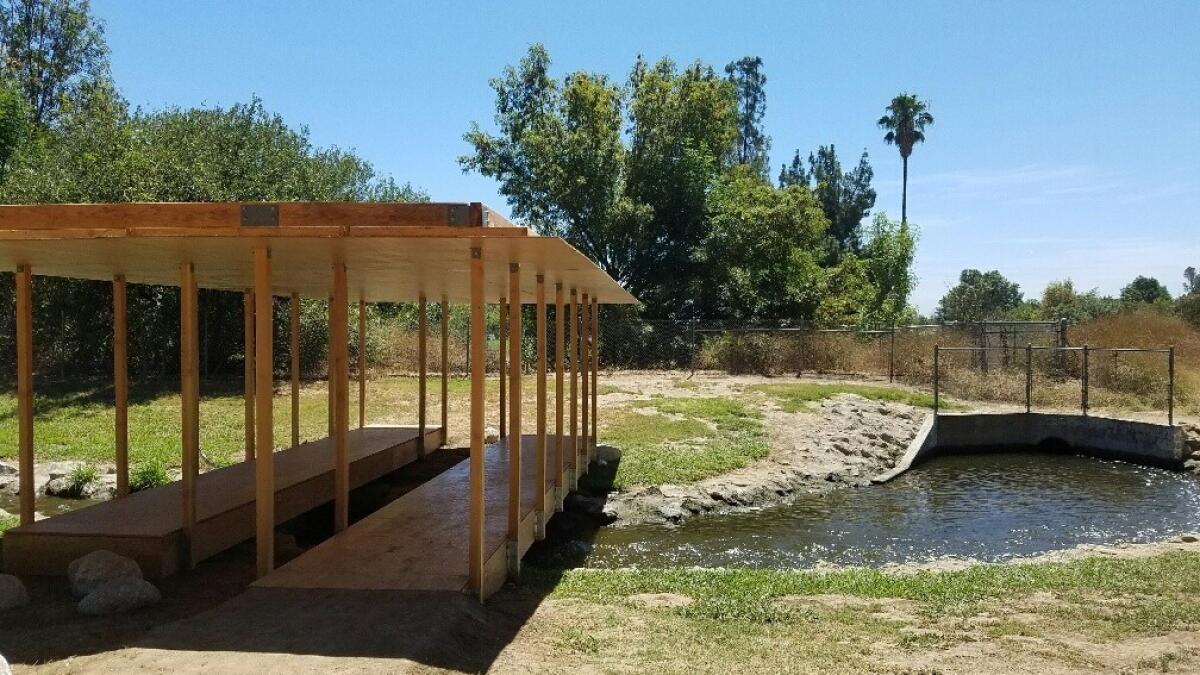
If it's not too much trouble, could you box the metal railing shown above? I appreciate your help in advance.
[933,344,1176,426]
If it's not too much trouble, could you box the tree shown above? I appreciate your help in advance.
[1120,276,1171,305]
[724,56,769,178]
[0,80,25,179]
[877,93,933,224]
[695,164,827,322]
[936,269,1022,323]
[462,45,738,317]
[1038,279,1119,323]
[1184,266,1198,295]
[0,0,109,128]
[777,146,876,256]
[861,213,916,325]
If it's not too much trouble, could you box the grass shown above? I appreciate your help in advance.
[600,396,767,489]
[0,374,536,469]
[63,464,100,497]
[517,552,1200,673]
[747,382,950,412]
[129,461,169,492]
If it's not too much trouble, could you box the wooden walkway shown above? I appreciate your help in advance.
[256,435,579,596]
[4,424,444,578]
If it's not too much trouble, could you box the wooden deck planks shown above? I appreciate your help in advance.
[255,435,571,594]
[4,425,443,577]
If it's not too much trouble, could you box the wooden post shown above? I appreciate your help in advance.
[243,289,255,461]
[15,264,34,525]
[332,263,350,532]
[327,298,334,438]
[290,293,300,448]
[591,297,598,461]
[113,275,129,497]
[468,246,485,597]
[358,299,367,429]
[499,296,507,438]
[568,289,578,485]
[418,294,427,457]
[180,262,199,568]
[580,293,589,471]
[440,296,449,438]
[253,245,275,577]
[507,263,522,576]
[554,283,564,506]
[535,275,547,529]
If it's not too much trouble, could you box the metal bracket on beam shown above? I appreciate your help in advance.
[447,203,471,226]
[241,204,279,227]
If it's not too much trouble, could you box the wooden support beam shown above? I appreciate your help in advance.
[358,298,367,429]
[113,275,129,497]
[554,282,564,507]
[507,263,522,576]
[440,296,449,437]
[243,290,255,461]
[418,294,427,458]
[290,292,300,449]
[332,263,350,533]
[468,246,485,597]
[535,274,547,528]
[580,293,589,471]
[15,264,33,525]
[179,261,199,568]
[499,296,507,438]
[592,297,599,461]
[327,298,334,438]
[253,244,275,577]
[568,288,578,486]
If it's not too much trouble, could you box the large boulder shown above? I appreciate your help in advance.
[67,550,143,598]
[77,578,161,616]
[0,574,29,611]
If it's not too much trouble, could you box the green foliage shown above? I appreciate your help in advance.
[748,382,944,411]
[696,164,826,322]
[724,56,770,178]
[878,92,933,224]
[0,0,109,128]
[1177,292,1200,328]
[861,213,917,326]
[65,463,99,496]
[936,269,1023,322]
[129,461,168,492]
[1120,275,1172,306]
[603,396,767,489]
[0,81,26,180]
[779,145,877,256]
[1036,279,1120,323]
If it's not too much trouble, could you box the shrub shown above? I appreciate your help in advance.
[130,461,170,493]
[65,464,100,498]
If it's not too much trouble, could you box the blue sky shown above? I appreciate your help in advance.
[92,0,1199,313]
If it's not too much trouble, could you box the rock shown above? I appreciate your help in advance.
[1181,534,1198,543]
[76,578,161,616]
[0,507,11,520]
[0,461,16,475]
[1,652,10,675]
[1185,459,1200,474]
[594,445,622,463]
[67,550,143,598]
[484,427,500,444]
[45,475,104,499]
[0,574,30,611]
[656,503,686,523]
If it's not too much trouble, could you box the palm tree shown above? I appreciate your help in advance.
[878,93,933,224]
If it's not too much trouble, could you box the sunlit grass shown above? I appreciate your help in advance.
[747,382,948,412]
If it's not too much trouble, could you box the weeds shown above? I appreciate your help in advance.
[748,382,946,412]
[64,464,100,497]
[129,461,169,492]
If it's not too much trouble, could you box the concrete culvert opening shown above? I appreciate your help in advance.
[1036,436,1072,454]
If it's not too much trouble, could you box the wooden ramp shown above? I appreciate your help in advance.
[256,435,580,598]
[3,424,444,578]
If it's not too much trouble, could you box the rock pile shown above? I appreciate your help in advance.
[67,550,160,615]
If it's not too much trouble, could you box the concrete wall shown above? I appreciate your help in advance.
[874,412,1185,483]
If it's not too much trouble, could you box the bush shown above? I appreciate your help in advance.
[129,461,169,493]
[65,464,100,498]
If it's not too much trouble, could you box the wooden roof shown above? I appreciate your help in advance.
[0,202,637,304]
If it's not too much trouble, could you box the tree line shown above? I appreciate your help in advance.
[461,45,929,328]
[0,0,424,381]
[934,266,1200,328]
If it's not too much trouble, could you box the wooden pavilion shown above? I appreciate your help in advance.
[0,202,635,600]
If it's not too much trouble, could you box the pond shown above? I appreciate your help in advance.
[585,451,1200,569]
[0,492,96,520]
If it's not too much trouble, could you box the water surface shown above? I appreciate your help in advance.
[587,452,1200,569]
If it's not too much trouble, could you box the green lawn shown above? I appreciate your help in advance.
[600,396,768,490]
[748,382,951,413]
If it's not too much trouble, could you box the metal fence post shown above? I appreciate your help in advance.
[1168,345,1175,426]
[933,345,940,415]
[1081,344,1089,416]
[1025,342,1032,413]
[889,323,896,382]
[1057,317,1068,373]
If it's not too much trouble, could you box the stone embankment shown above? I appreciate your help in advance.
[594,394,927,527]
